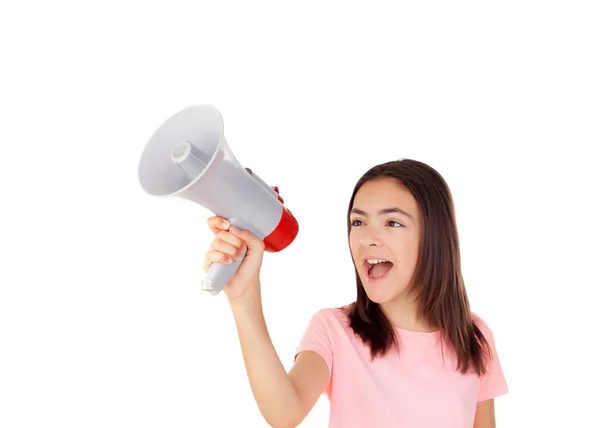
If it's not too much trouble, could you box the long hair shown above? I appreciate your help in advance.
[343,159,492,376]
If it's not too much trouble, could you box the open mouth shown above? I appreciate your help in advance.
[364,258,394,282]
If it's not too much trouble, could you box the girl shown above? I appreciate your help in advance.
[203,159,508,428]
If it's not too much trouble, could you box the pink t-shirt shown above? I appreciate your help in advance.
[294,307,508,428]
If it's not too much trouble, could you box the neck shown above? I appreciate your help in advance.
[379,290,437,332]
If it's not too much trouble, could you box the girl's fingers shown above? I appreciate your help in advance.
[228,226,264,252]
[210,237,245,261]
[207,216,230,235]
[203,250,233,273]
[214,230,246,253]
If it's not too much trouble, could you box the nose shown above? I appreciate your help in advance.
[360,228,382,247]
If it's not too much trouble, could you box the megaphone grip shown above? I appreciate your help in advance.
[202,252,246,296]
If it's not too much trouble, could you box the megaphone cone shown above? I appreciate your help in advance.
[138,105,298,296]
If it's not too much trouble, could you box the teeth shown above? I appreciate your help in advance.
[366,259,388,264]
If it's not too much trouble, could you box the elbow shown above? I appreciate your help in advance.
[265,415,301,428]
[268,422,299,428]
[264,410,303,428]
[262,394,305,427]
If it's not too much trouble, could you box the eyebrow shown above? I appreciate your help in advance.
[350,207,414,221]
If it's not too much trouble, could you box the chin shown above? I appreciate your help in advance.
[364,289,395,304]
[361,280,398,304]
[360,276,408,305]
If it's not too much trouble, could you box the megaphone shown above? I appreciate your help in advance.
[138,105,299,296]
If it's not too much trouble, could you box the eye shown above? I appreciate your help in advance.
[388,220,403,227]
[351,219,363,227]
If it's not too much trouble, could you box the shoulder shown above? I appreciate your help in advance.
[470,311,504,370]
[300,305,353,338]
[470,313,509,399]
[295,306,351,360]
[470,311,495,340]
[312,306,351,327]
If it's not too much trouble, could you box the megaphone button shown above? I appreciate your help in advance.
[271,186,284,204]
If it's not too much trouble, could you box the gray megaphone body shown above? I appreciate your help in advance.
[138,105,299,296]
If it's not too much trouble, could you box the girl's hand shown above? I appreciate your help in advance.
[202,216,265,300]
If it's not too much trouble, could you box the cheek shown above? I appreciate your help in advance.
[388,235,419,265]
[348,232,362,261]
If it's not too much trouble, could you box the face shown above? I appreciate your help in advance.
[349,178,421,304]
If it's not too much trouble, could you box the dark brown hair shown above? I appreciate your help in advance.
[343,159,492,376]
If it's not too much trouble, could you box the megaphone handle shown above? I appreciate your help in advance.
[202,216,257,296]
[202,253,246,296]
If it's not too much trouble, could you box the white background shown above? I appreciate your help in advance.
[1,1,599,427]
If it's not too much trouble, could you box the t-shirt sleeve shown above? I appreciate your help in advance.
[294,310,333,390]
[475,315,509,402]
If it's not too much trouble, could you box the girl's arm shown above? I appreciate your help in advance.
[473,399,496,428]
[228,287,329,427]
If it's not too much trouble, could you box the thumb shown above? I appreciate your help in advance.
[229,226,265,252]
